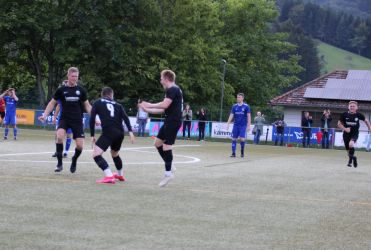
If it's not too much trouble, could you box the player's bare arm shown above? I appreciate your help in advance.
[337,120,350,133]
[365,119,371,131]
[38,99,58,123]
[0,89,10,99]
[226,113,234,130]
[84,100,92,115]
[52,104,61,125]
[142,98,172,110]
[11,90,19,101]
[247,113,251,132]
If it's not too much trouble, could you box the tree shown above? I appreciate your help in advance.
[350,21,370,55]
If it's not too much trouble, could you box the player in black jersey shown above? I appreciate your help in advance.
[338,101,371,168]
[39,67,92,173]
[90,87,135,184]
[139,69,183,187]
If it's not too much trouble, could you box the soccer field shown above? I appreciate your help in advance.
[0,129,370,249]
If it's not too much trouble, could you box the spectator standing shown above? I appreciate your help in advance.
[301,111,313,148]
[253,112,265,144]
[273,117,286,146]
[321,109,332,149]
[136,99,148,137]
[182,104,192,139]
[197,108,206,141]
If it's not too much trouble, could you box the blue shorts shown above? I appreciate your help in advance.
[3,112,16,125]
[232,125,246,139]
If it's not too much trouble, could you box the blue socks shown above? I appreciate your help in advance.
[232,140,237,154]
[240,141,245,155]
[65,137,72,152]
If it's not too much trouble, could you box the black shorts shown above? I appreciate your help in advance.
[95,131,124,152]
[58,119,85,139]
[0,111,5,119]
[343,133,358,150]
[157,121,182,145]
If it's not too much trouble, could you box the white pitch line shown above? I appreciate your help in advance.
[0,144,200,157]
[0,145,201,165]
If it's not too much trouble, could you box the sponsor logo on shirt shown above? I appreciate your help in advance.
[66,96,80,101]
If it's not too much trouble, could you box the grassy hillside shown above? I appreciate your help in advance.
[317,41,371,73]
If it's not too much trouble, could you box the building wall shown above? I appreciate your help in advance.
[283,108,302,126]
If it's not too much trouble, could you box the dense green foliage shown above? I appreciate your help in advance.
[301,0,371,19]
[278,0,371,60]
[0,0,302,119]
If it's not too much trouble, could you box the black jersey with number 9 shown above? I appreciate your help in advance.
[90,98,132,137]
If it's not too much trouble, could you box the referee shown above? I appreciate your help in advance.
[139,69,183,187]
[90,87,135,184]
[338,101,371,168]
[39,67,91,173]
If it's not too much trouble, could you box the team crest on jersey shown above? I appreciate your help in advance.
[76,90,80,95]
[355,118,358,121]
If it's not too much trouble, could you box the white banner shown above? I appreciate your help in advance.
[334,131,371,149]
[211,122,272,141]
[95,116,150,133]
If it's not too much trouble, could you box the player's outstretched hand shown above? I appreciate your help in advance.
[129,131,135,144]
[344,127,351,133]
[38,115,46,123]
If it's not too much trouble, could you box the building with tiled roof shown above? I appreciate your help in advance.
[270,70,371,129]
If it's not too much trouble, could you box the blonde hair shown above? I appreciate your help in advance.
[67,67,79,75]
[348,101,358,106]
[161,69,176,82]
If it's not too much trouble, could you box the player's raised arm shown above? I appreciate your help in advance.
[11,89,19,102]
[0,89,9,99]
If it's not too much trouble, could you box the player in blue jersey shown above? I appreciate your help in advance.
[226,93,251,157]
[51,102,73,158]
[0,88,19,140]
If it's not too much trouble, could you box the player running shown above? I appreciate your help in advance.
[338,101,371,168]
[90,87,135,184]
[226,93,251,158]
[0,88,19,140]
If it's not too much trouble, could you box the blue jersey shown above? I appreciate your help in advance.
[4,96,17,114]
[231,103,250,126]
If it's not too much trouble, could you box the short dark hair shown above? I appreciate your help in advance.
[161,69,176,82]
[237,93,244,98]
[101,87,113,98]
